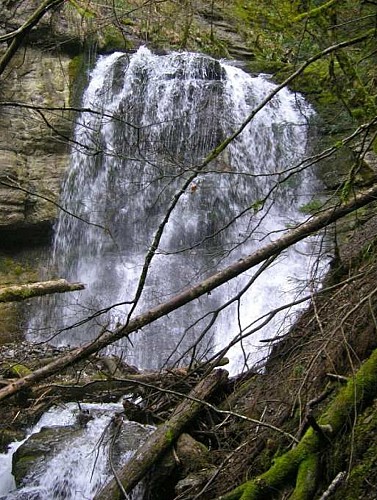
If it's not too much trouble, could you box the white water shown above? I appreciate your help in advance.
[0,403,154,499]
[2,47,322,499]
[27,47,317,374]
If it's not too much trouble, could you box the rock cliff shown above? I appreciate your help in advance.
[0,0,252,246]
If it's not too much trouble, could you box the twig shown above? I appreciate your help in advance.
[318,471,347,500]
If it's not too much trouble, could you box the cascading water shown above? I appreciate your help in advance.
[28,46,316,374]
[1,47,321,499]
[0,403,153,499]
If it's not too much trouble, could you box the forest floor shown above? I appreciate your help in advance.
[2,206,377,498]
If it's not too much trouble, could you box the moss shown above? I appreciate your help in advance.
[100,25,130,52]
[194,31,230,58]
[0,255,37,285]
[4,363,32,378]
[165,427,174,444]
[12,455,39,485]
[299,199,325,215]
[222,350,377,499]
[0,428,25,453]
[68,54,87,107]
[68,55,83,88]
[290,453,319,499]
[331,401,377,498]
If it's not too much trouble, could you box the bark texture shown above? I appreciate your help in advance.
[216,347,377,500]
[0,279,84,303]
[95,369,228,500]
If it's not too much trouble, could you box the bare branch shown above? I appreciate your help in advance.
[0,0,65,76]
[1,181,377,401]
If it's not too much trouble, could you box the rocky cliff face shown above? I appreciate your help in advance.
[0,0,250,246]
[0,0,85,245]
[0,0,85,339]
[0,49,71,244]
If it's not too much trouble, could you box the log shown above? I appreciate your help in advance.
[1,181,377,402]
[0,279,84,303]
[94,368,228,500]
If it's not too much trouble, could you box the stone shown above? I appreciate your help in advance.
[12,425,79,487]
[0,48,72,245]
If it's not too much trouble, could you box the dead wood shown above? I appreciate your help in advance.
[1,182,377,403]
[94,369,228,500]
[215,347,377,500]
[0,279,84,303]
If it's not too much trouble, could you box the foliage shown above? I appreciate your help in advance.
[222,0,376,124]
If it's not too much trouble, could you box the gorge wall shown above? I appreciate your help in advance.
[0,0,255,339]
[0,1,254,246]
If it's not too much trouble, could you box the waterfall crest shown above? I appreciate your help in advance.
[29,47,316,373]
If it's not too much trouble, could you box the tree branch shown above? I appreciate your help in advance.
[0,279,84,303]
[94,369,228,500]
[0,182,377,401]
[0,0,65,77]
[216,347,377,499]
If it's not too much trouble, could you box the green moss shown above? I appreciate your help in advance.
[299,199,325,215]
[68,49,95,107]
[194,31,230,58]
[165,428,174,444]
[5,363,32,378]
[291,453,319,500]
[0,429,25,453]
[68,55,83,86]
[13,455,39,485]
[100,25,130,52]
[0,256,36,285]
[223,350,377,500]
[332,401,377,498]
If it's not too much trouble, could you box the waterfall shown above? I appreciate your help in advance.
[0,47,321,500]
[28,47,316,374]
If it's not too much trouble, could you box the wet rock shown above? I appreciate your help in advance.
[11,410,155,491]
[146,433,212,499]
[111,419,155,465]
[12,425,80,487]
[176,433,211,473]
[0,341,72,368]
[175,467,218,496]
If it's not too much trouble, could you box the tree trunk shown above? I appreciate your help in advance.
[1,182,377,402]
[95,369,228,500]
[0,279,84,303]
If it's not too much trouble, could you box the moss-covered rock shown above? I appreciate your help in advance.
[332,400,377,499]
[3,363,32,378]
[12,425,79,486]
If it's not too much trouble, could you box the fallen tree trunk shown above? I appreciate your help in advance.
[0,279,84,303]
[215,347,377,500]
[94,368,228,500]
[31,365,216,403]
[0,182,377,402]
